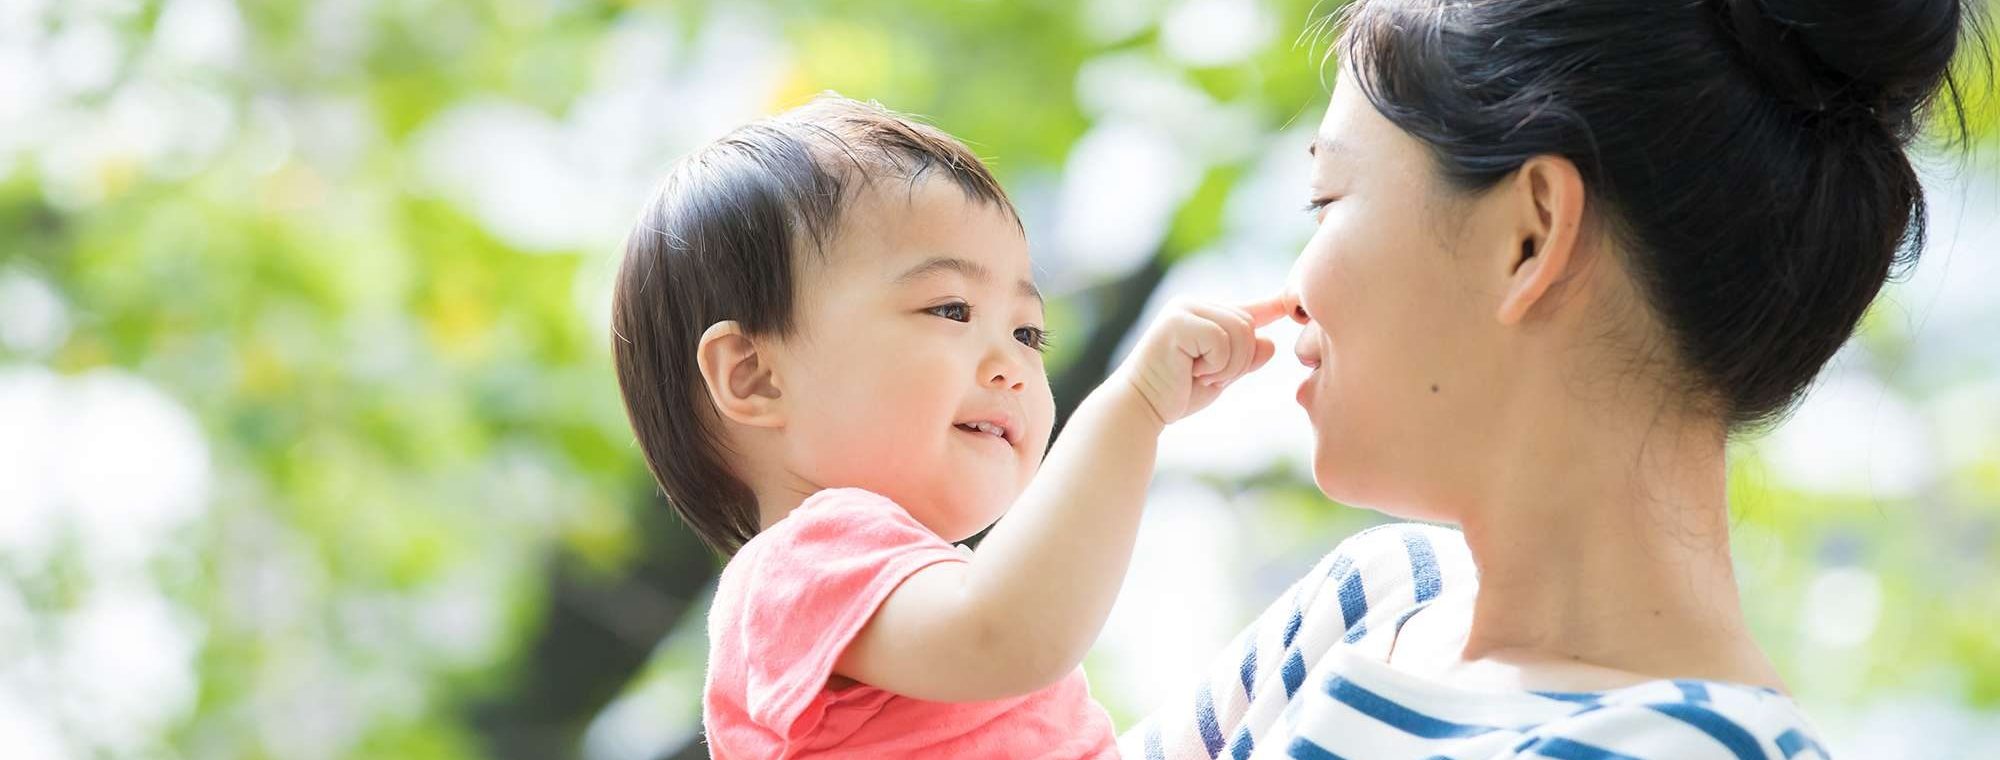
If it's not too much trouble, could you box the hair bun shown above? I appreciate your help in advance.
[1718,0,1963,130]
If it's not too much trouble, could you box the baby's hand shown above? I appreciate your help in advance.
[1115,296,1287,426]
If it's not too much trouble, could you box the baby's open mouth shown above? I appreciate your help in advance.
[953,420,1012,445]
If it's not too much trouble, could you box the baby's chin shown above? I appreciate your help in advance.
[927,493,1015,544]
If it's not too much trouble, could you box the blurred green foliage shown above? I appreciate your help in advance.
[1,1,1996,758]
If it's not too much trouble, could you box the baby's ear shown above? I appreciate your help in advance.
[696,321,784,428]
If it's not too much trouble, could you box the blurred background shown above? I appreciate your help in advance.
[1,0,1996,757]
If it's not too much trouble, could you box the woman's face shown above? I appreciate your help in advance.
[1288,74,1522,520]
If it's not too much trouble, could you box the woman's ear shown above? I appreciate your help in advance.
[696,321,785,428]
[1496,155,1587,326]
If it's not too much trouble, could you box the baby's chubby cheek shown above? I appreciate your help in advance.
[1026,396,1054,442]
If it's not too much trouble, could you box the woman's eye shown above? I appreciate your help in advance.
[1014,326,1052,353]
[1302,197,1336,219]
[927,302,971,322]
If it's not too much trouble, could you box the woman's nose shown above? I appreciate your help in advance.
[1280,268,1312,326]
[1293,323,1322,370]
[1283,288,1309,325]
[1281,285,1320,368]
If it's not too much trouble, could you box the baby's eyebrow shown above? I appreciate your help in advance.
[896,256,1043,305]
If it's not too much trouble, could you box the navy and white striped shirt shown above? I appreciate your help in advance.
[1120,524,1830,760]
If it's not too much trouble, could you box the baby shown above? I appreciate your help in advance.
[611,94,1281,758]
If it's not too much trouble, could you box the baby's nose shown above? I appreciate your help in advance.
[988,369,1026,392]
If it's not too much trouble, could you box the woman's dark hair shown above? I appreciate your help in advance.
[612,94,1018,554]
[1326,0,1989,429]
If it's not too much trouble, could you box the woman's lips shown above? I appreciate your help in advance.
[1296,373,1315,408]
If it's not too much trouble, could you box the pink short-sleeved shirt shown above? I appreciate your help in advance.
[702,488,1120,759]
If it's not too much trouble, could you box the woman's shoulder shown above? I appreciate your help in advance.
[1294,522,1478,646]
[1520,680,1829,759]
[1330,521,1473,575]
[1271,526,1831,758]
[1278,653,1830,759]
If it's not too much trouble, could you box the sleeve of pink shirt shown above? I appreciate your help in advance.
[721,488,970,742]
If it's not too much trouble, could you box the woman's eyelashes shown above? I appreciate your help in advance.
[1302,196,1338,220]
[923,301,1053,353]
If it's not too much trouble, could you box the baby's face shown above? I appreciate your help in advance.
[766,178,1054,541]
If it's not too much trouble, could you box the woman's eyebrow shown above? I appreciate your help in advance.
[1308,134,1344,158]
[895,256,1042,305]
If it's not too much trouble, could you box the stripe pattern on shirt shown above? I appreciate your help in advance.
[1119,524,1831,760]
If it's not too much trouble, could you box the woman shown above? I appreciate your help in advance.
[1125,0,1982,757]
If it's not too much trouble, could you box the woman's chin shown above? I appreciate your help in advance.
[1312,466,1360,508]
[1309,455,1367,507]
[1308,432,1370,498]
[1311,449,1402,516]
[1314,462,1463,524]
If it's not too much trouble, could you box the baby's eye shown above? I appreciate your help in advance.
[927,302,971,322]
[1014,326,1052,353]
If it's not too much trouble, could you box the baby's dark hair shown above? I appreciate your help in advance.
[1324,0,1989,430]
[611,93,1019,555]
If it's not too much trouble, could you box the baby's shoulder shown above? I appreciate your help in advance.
[733,487,910,553]
[711,485,961,635]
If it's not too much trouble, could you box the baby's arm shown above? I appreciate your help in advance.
[834,297,1286,702]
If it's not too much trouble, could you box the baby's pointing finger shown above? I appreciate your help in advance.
[1240,294,1291,328]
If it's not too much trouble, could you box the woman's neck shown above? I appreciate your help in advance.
[1442,382,1784,691]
